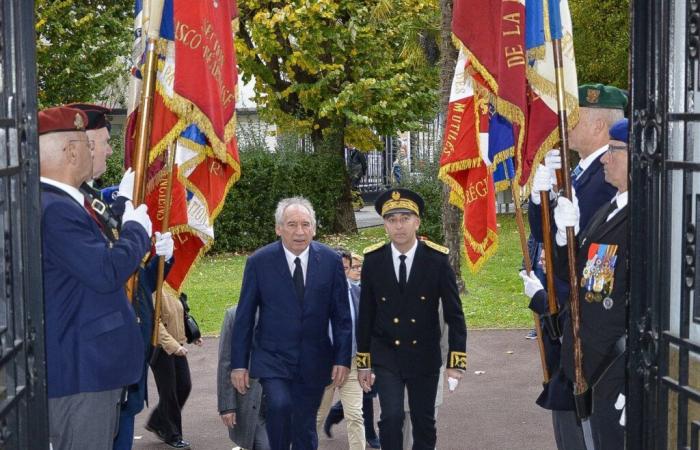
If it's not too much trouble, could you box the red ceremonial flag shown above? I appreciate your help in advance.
[171,0,238,160]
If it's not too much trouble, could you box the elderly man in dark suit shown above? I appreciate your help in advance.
[230,197,352,450]
[523,83,627,450]
[39,106,152,450]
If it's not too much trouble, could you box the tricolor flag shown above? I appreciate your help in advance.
[127,0,241,292]
[521,0,579,192]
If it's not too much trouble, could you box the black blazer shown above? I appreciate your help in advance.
[356,241,467,375]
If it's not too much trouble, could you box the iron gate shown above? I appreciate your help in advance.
[628,0,700,448]
[0,1,48,449]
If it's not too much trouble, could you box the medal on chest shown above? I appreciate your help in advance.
[581,243,618,307]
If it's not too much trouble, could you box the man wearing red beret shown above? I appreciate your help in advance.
[38,106,153,450]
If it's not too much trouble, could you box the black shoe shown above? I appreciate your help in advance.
[366,435,381,448]
[144,424,168,443]
[323,414,334,438]
[165,438,191,449]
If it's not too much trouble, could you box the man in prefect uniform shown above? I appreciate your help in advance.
[39,106,153,450]
[356,188,467,450]
[553,118,630,449]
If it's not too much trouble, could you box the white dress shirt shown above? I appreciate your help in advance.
[391,239,418,282]
[282,244,309,283]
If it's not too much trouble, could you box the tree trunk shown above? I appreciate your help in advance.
[439,0,466,292]
[311,126,358,234]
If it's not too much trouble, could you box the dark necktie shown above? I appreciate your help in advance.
[83,197,104,231]
[293,257,305,301]
[399,254,407,293]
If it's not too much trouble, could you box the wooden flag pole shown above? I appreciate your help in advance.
[539,190,561,337]
[511,182,550,383]
[151,141,177,346]
[552,38,590,419]
[126,0,166,302]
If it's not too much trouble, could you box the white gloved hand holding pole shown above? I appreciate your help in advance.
[544,149,562,170]
[553,194,580,246]
[530,164,553,205]
[122,201,152,237]
[118,168,135,201]
[519,270,545,299]
[154,231,174,261]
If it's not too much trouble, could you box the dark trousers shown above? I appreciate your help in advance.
[147,349,192,441]
[373,366,439,450]
[590,359,624,450]
[260,377,325,450]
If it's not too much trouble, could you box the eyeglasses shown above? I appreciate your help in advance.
[605,144,627,157]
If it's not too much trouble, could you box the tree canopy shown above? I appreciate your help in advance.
[235,0,441,151]
[35,1,132,107]
[570,0,630,89]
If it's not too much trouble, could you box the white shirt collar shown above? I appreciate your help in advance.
[41,176,85,207]
[391,239,418,280]
[577,145,608,174]
[282,243,310,280]
[606,191,628,222]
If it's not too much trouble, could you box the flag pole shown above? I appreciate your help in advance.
[151,141,177,346]
[538,191,561,338]
[511,183,550,383]
[126,0,166,302]
[552,38,590,419]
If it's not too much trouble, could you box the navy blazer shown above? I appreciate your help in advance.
[41,183,150,398]
[529,153,617,242]
[230,240,352,385]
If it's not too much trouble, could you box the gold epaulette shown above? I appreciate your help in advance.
[363,242,385,255]
[355,352,371,369]
[423,240,449,254]
[448,351,467,369]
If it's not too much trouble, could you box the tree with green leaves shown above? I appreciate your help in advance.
[236,0,441,231]
[570,0,630,88]
[35,1,132,107]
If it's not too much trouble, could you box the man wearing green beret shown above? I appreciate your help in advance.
[525,83,627,450]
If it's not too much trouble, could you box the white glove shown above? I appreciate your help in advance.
[122,201,152,237]
[118,168,135,200]
[554,195,580,246]
[154,231,174,261]
[448,377,459,392]
[544,149,562,170]
[519,270,544,299]
[615,393,626,426]
[530,164,554,205]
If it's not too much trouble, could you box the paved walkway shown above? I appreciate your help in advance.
[355,205,383,229]
[133,330,556,450]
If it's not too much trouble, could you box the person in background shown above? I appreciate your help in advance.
[218,306,270,450]
[323,253,381,448]
[316,249,366,450]
[39,106,152,450]
[146,290,203,449]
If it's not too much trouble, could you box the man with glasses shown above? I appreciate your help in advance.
[548,118,630,449]
[356,188,467,450]
[38,106,153,450]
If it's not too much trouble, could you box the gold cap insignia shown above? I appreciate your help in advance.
[74,113,85,130]
[586,89,600,104]
[392,191,401,200]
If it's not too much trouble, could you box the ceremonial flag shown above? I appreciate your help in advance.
[127,0,241,293]
[521,0,579,192]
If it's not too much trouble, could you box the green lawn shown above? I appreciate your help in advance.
[184,214,534,334]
